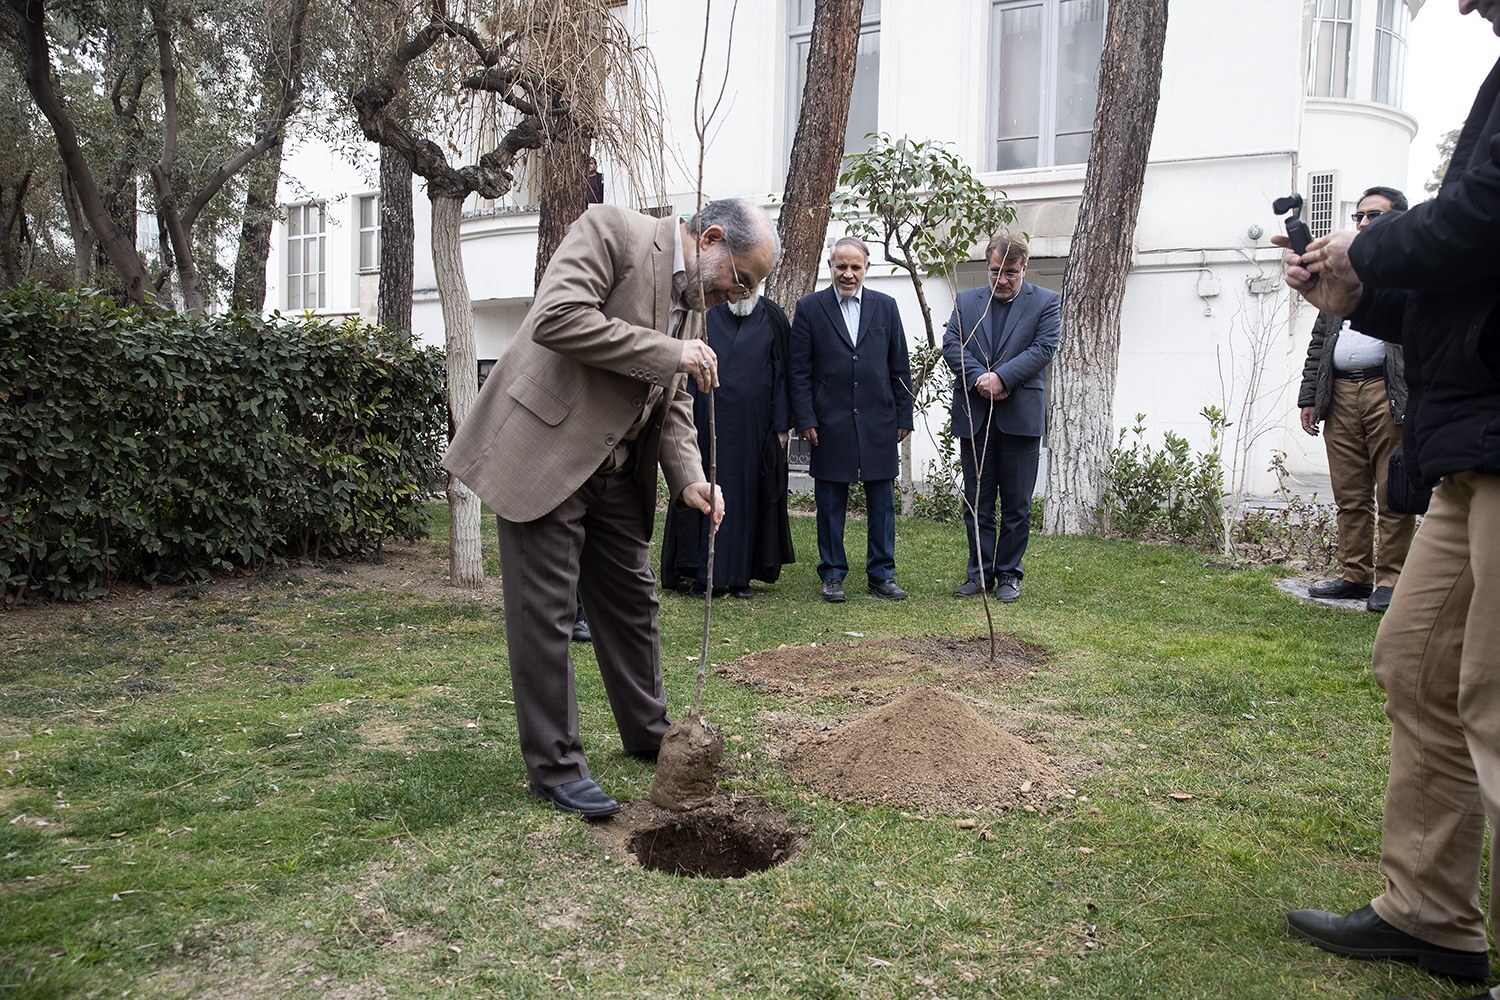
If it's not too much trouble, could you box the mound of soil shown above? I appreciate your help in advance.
[784,686,1065,813]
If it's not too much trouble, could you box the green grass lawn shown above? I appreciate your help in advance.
[0,505,1442,998]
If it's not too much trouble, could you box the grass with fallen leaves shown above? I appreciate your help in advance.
[1,505,1429,998]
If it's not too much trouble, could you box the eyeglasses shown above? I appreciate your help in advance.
[988,267,1025,279]
[725,244,759,299]
[1351,210,1385,223]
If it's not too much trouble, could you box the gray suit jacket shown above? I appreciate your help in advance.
[941,282,1061,438]
[442,207,703,536]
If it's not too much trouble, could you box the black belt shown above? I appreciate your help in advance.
[1335,367,1384,382]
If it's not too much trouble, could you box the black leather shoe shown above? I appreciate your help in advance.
[820,579,846,603]
[868,579,908,600]
[570,614,592,644]
[1309,577,1374,600]
[528,777,621,819]
[688,581,707,598]
[729,585,754,599]
[1367,586,1394,612]
[953,579,992,598]
[996,574,1021,603]
[624,744,659,763]
[1285,905,1489,981]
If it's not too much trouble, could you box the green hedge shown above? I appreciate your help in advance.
[0,285,447,602]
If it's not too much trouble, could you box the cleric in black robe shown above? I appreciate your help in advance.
[661,292,795,597]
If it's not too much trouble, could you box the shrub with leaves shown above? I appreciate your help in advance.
[0,284,445,602]
[1100,413,1224,547]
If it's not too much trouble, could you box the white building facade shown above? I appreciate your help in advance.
[268,0,1419,498]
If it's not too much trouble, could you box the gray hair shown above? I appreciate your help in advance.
[828,235,870,263]
[984,230,1030,266]
[685,199,781,262]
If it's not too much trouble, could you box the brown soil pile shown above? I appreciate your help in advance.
[785,685,1064,813]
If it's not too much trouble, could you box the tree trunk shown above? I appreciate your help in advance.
[378,147,414,334]
[230,144,281,312]
[1044,0,1168,535]
[765,0,862,318]
[534,134,591,288]
[431,192,484,588]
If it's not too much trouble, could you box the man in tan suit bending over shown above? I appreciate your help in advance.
[444,199,779,818]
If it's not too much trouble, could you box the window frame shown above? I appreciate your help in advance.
[357,193,381,274]
[1372,0,1407,107]
[987,0,1108,172]
[1306,0,1355,99]
[286,201,327,311]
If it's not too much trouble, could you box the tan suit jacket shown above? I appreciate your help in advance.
[443,207,703,536]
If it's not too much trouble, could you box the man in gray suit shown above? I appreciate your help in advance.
[942,231,1061,603]
[444,199,779,818]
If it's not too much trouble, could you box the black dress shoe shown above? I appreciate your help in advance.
[570,614,592,644]
[1309,577,1374,599]
[688,581,707,598]
[729,585,754,599]
[1367,586,1394,612]
[868,579,908,600]
[820,579,846,603]
[624,744,659,762]
[1285,905,1489,980]
[953,579,992,598]
[528,777,621,819]
[996,574,1021,603]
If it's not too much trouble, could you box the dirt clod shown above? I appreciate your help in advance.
[649,713,723,811]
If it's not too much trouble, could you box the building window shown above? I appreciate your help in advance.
[358,194,380,273]
[1307,171,1337,239]
[1372,0,1407,107]
[786,0,880,168]
[990,0,1107,172]
[286,202,326,310]
[1307,0,1353,98]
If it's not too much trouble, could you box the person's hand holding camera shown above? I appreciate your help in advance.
[1274,229,1365,317]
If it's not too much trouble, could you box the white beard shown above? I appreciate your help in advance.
[726,292,760,317]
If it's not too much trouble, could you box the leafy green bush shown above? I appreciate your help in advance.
[1100,412,1225,548]
[906,427,964,523]
[0,285,445,602]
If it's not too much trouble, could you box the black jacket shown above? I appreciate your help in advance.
[1346,55,1500,487]
[1297,309,1407,423]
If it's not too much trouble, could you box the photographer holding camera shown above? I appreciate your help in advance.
[1277,5,1500,997]
[1296,186,1414,614]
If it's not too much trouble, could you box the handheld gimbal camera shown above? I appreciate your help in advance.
[1273,193,1312,255]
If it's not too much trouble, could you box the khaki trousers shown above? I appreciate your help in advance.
[1368,473,1500,957]
[1324,377,1415,588]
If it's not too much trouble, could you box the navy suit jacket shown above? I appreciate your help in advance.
[789,285,914,483]
[942,282,1061,439]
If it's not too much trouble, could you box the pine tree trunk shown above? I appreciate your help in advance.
[378,148,415,334]
[765,0,862,318]
[1044,0,1168,535]
[431,192,484,588]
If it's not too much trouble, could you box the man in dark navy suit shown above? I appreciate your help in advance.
[942,231,1061,603]
[789,236,914,603]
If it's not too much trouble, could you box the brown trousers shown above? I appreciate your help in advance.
[1324,377,1414,588]
[497,467,670,787]
[1368,473,1500,957]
